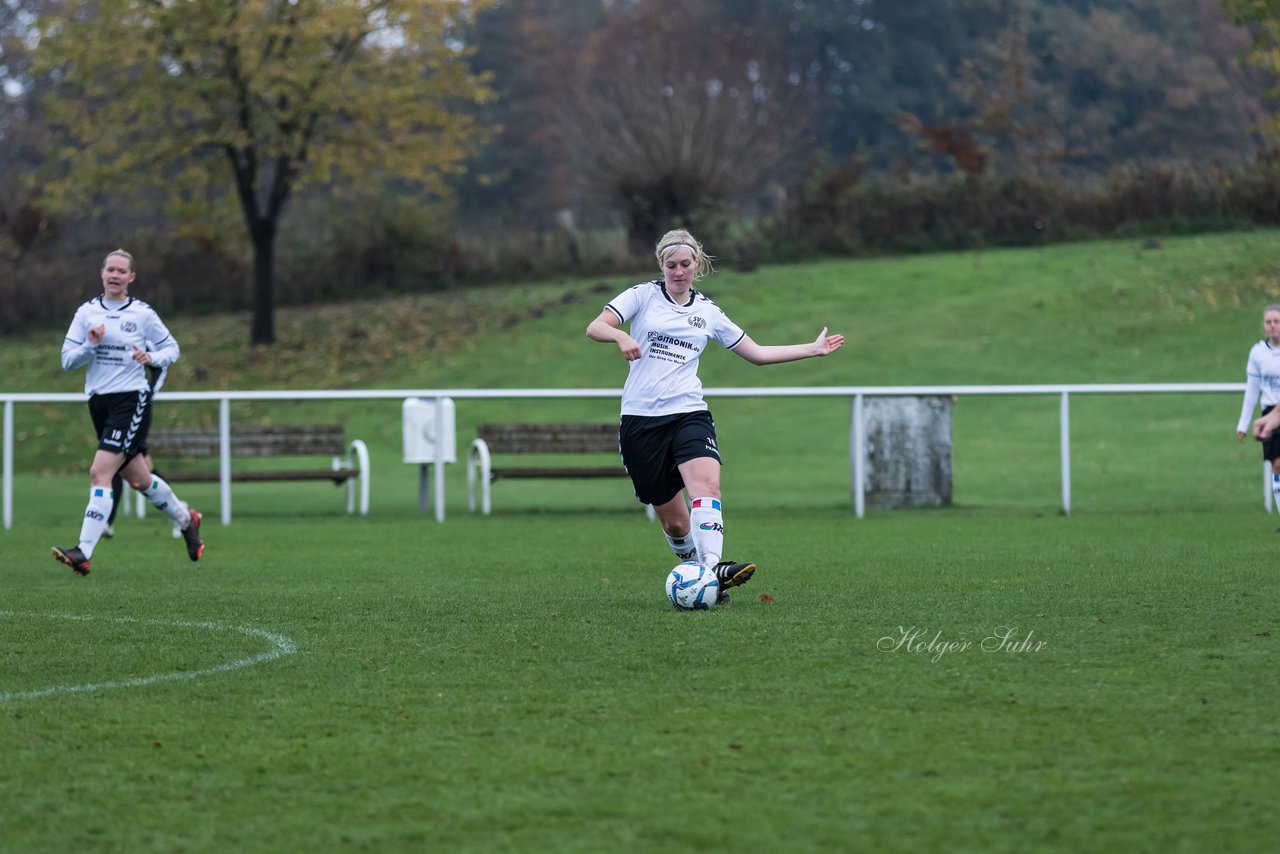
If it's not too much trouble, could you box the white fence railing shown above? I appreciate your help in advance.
[1,384,1247,529]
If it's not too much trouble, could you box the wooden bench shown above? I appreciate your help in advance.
[132,424,370,518]
[466,422,651,517]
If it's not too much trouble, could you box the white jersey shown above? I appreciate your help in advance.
[1237,339,1280,433]
[61,296,180,397]
[605,280,745,416]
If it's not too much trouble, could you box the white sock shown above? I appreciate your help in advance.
[689,496,724,568]
[77,486,114,558]
[143,475,192,529]
[172,500,188,538]
[664,531,698,563]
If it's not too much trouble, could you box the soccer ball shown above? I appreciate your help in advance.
[665,561,720,611]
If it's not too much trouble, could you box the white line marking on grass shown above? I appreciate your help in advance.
[0,611,298,702]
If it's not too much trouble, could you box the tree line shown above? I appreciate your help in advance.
[1,0,1278,343]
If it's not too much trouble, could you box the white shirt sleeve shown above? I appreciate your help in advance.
[711,308,745,350]
[1238,347,1264,433]
[1238,371,1262,434]
[605,285,644,324]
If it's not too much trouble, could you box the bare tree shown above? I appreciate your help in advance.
[538,1,813,253]
[947,2,1264,173]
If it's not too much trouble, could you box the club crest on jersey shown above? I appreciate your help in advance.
[121,321,138,333]
[687,316,706,329]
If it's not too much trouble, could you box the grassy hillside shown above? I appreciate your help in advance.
[6,230,1276,391]
[3,230,1277,513]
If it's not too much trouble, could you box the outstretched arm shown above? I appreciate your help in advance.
[732,327,845,366]
[586,311,642,361]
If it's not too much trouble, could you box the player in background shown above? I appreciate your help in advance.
[52,249,203,575]
[586,228,844,602]
[1235,304,1280,520]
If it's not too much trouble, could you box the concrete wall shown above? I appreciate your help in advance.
[863,395,953,508]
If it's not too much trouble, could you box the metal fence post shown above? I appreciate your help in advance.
[219,397,232,525]
[851,393,865,519]
[434,396,446,523]
[1060,391,1071,516]
[3,400,12,530]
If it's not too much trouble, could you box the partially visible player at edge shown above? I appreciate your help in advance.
[1235,304,1280,517]
[51,249,203,575]
[586,228,844,602]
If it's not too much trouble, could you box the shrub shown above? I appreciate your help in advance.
[768,160,1280,259]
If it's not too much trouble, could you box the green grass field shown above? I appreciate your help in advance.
[3,232,1280,851]
[3,508,1277,850]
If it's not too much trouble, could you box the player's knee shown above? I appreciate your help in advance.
[661,520,690,538]
[653,500,689,530]
[121,470,152,491]
[1270,458,1280,476]
[88,464,115,486]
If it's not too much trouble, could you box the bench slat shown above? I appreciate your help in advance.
[163,469,359,484]
[150,425,347,458]
[477,423,618,455]
[490,466,627,480]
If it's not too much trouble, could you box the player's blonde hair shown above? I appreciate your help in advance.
[102,248,135,272]
[1264,303,1280,316]
[655,229,715,280]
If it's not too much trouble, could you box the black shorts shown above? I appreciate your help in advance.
[88,390,152,459]
[1264,406,1280,462]
[619,410,721,506]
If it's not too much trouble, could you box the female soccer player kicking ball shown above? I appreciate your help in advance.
[587,229,843,602]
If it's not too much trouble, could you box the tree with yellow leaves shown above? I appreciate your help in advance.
[1222,0,1280,141]
[37,0,493,344]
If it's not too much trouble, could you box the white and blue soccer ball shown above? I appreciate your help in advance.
[665,561,720,611]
